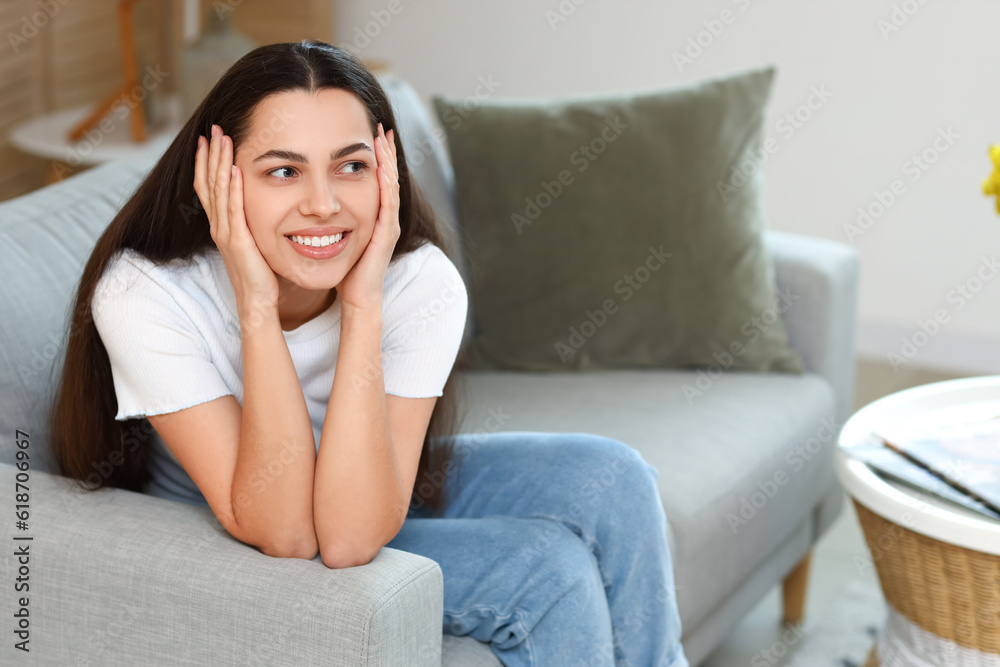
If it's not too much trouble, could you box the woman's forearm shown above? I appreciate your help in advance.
[231,299,319,558]
[313,302,406,569]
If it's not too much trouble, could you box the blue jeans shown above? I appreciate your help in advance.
[385,431,690,667]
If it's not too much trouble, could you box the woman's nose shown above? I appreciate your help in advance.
[301,176,340,218]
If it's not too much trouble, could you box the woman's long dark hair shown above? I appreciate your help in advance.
[49,40,466,517]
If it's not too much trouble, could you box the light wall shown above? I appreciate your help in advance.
[335,0,1000,375]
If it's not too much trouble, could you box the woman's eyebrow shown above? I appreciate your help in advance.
[252,142,373,163]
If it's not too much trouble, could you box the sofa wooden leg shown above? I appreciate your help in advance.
[782,550,812,625]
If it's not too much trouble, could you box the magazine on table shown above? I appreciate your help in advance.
[844,441,1000,521]
[866,417,1000,520]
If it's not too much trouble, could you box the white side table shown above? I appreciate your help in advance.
[8,95,182,184]
[836,375,1000,666]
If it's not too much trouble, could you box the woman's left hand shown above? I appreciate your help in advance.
[336,121,400,312]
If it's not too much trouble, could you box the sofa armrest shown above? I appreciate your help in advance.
[764,229,860,425]
[0,463,443,667]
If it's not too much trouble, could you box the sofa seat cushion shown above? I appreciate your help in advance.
[453,368,838,631]
[442,634,504,666]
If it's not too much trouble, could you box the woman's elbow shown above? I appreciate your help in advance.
[261,533,321,561]
[319,541,379,569]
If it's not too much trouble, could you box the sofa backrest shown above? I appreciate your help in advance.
[0,151,162,471]
[377,74,475,347]
[0,74,471,470]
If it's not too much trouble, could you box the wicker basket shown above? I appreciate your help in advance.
[853,498,1000,661]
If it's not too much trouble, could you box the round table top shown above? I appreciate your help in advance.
[8,97,181,166]
[836,375,1000,556]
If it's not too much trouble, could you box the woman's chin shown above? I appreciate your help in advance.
[273,269,339,295]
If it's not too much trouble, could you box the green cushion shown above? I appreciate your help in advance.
[431,66,804,374]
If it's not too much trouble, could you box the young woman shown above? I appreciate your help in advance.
[50,40,689,667]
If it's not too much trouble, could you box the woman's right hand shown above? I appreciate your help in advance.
[194,124,279,309]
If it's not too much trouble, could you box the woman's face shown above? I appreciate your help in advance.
[233,87,379,296]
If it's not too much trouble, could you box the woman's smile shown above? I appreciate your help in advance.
[286,230,351,259]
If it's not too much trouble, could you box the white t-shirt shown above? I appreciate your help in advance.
[91,241,468,507]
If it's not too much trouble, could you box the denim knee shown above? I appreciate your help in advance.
[568,435,662,503]
[517,520,616,661]
[449,518,609,648]
[512,516,599,569]
[571,434,656,472]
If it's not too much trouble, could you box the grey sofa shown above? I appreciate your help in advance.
[0,73,859,666]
